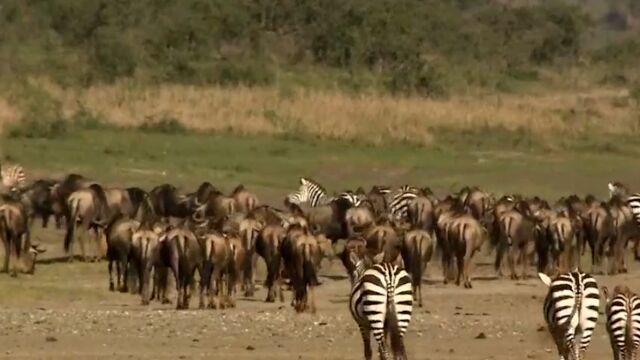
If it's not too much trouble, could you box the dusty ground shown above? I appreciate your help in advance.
[0,226,636,360]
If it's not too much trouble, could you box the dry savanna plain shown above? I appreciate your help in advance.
[2,83,640,359]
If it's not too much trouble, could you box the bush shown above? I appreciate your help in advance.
[6,83,68,139]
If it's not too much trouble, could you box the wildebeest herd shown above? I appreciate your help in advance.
[3,167,640,359]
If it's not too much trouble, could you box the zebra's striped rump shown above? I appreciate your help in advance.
[539,271,600,360]
[604,285,640,360]
[350,262,413,360]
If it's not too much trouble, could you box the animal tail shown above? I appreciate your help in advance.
[411,235,422,289]
[302,243,318,287]
[504,216,513,247]
[387,278,407,359]
[64,198,80,252]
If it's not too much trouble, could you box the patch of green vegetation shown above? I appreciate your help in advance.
[4,128,640,203]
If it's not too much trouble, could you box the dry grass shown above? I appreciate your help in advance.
[4,80,637,145]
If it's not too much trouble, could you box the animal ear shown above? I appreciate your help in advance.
[538,273,552,287]
[607,183,615,192]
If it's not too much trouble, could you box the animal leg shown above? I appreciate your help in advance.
[108,260,115,291]
[2,238,9,273]
[9,237,18,277]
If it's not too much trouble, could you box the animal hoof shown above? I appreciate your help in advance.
[9,272,17,278]
[109,284,115,291]
[141,300,150,306]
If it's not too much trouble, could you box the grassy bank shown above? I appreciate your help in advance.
[3,127,640,202]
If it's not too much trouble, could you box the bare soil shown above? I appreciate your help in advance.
[0,227,635,360]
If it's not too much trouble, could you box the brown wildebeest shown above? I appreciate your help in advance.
[407,195,436,234]
[131,223,161,305]
[256,222,287,302]
[64,184,110,261]
[231,185,259,213]
[149,183,194,220]
[239,217,264,297]
[346,200,375,237]
[364,220,401,264]
[583,201,614,274]
[281,223,320,313]
[365,185,390,218]
[340,235,369,285]
[548,212,579,274]
[50,174,95,225]
[199,231,235,309]
[532,207,558,274]
[401,229,434,305]
[0,197,45,276]
[105,217,139,292]
[164,226,201,309]
[499,204,539,280]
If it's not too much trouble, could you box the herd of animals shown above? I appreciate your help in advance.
[4,164,640,359]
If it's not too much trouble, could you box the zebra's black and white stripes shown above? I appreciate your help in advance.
[389,185,419,221]
[538,271,600,360]
[0,163,26,192]
[287,178,331,207]
[608,182,640,229]
[286,178,363,207]
[604,285,640,360]
[350,262,413,360]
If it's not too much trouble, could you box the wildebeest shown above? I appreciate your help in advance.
[401,229,434,306]
[499,202,539,280]
[231,185,259,213]
[20,179,62,229]
[0,196,45,276]
[281,222,320,313]
[106,217,140,292]
[64,184,110,261]
[256,221,287,302]
[131,223,162,305]
[238,217,263,297]
[164,225,201,309]
[199,231,235,309]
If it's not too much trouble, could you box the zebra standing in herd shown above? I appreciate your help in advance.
[538,271,600,360]
[286,177,363,207]
[603,285,640,359]
[388,185,419,221]
[0,163,27,193]
[350,261,413,360]
[609,181,640,228]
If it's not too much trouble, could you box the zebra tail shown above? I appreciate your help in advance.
[387,296,407,359]
[64,199,79,252]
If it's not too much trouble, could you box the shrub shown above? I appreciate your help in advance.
[6,83,68,139]
[138,115,188,134]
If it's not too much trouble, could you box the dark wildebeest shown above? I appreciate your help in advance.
[131,223,162,305]
[165,226,201,309]
[51,174,95,227]
[0,196,45,276]
[345,199,375,237]
[20,179,62,229]
[64,184,110,261]
[198,231,235,309]
[238,217,264,297]
[499,201,540,280]
[401,229,434,306]
[105,217,140,292]
[149,184,195,221]
[280,222,320,313]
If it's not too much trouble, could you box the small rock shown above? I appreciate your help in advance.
[246,345,255,351]
[192,338,199,343]
[475,332,487,340]
[537,326,546,332]
[45,336,58,343]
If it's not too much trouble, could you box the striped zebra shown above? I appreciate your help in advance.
[350,262,413,360]
[0,163,27,192]
[389,185,420,221]
[286,178,332,206]
[603,285,640,360]
[538,271,600,360]
[608,182,640,228]
[286,178,361,207]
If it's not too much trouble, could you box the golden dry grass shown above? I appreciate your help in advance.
[5,80,637,144]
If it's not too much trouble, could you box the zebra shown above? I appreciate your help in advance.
[538,271,600,360]
[0,163,27,193]
[608,181,640,228]
[603,285,640,360]
[389,185,420,221]
[339,190,364,207]
[286,178,362,207]
[350,261,413,360]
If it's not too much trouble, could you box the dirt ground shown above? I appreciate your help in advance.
[0,227,636,360]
